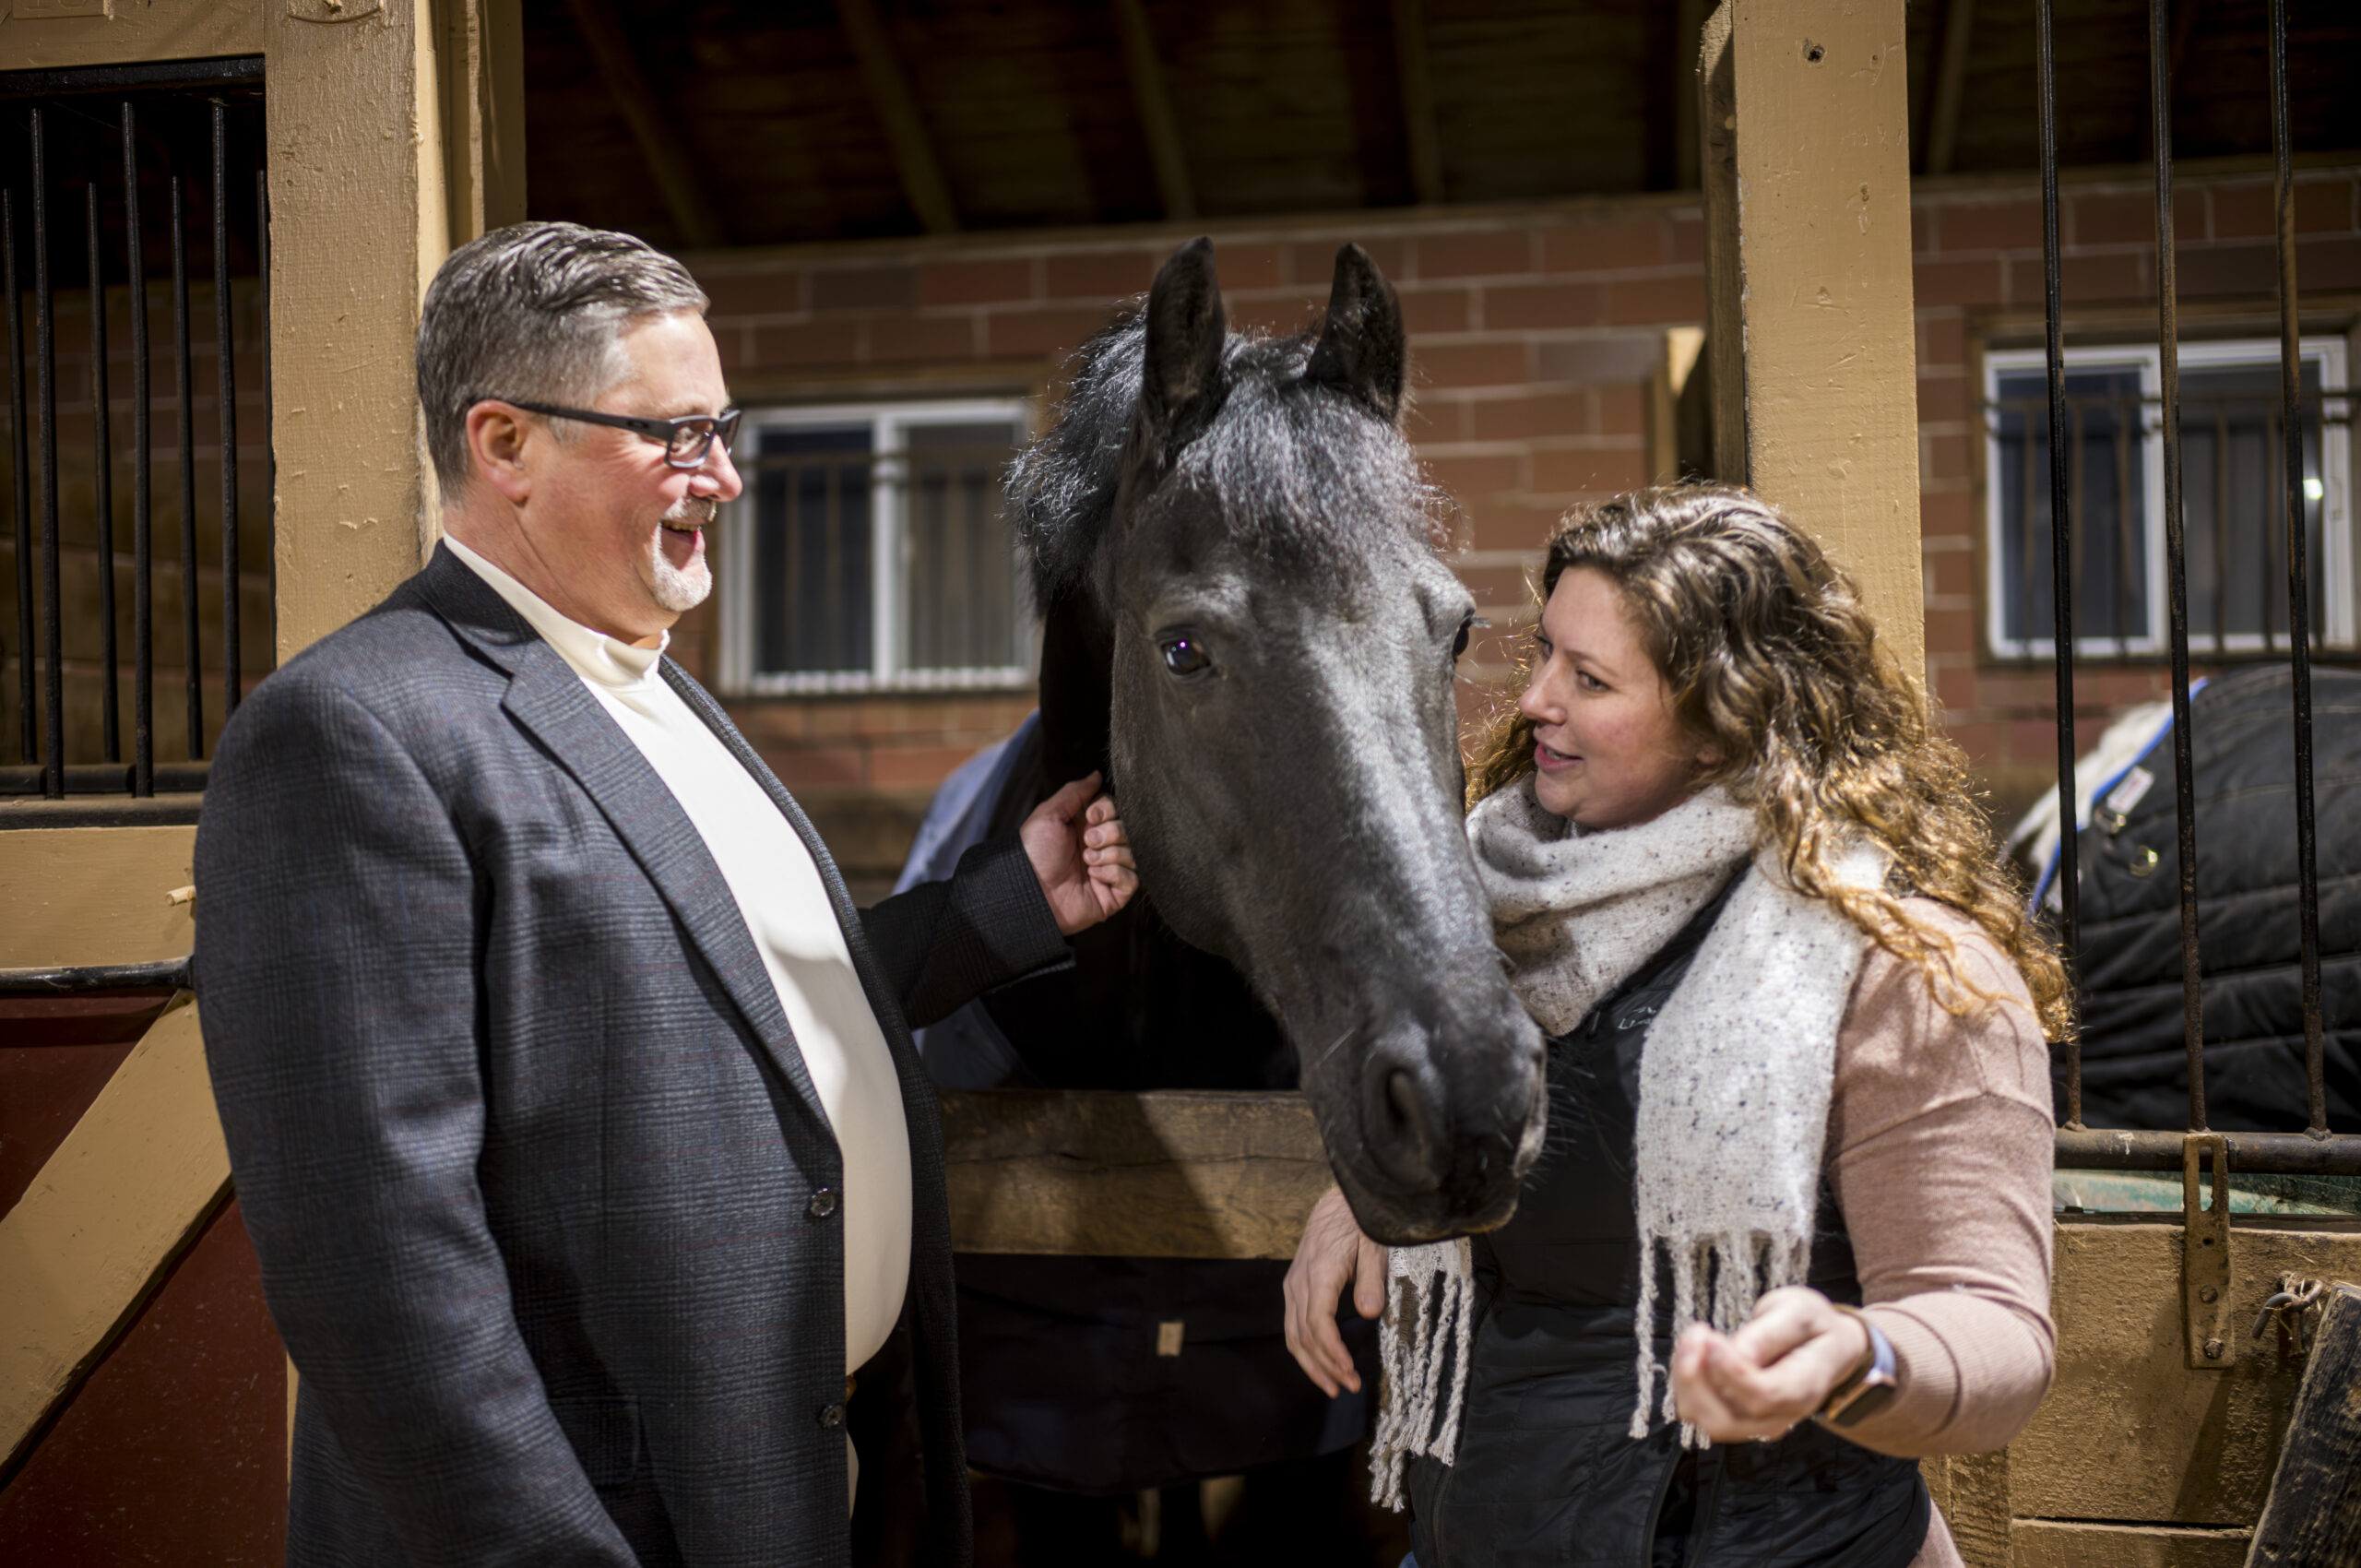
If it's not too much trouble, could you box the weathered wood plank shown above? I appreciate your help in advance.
[1111,0,1196,222]
[1390,0,1444,205]
[2011,1224,2361,1528]
[2244,1281,2361,1567]
[0,1001,230,1474]
[836,0,960,235]
[940,1088,1331,1261]
[2011,1519,2251,1568]
[563,0,726,250]
[1923,0,1976,176]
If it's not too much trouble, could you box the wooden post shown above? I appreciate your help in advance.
[2245,1282,2361,1567]
[1701,0,1926,679]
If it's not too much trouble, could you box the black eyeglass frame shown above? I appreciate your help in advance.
[488,397,743,470]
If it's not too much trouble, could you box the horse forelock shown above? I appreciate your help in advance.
[1008,311,1441,610]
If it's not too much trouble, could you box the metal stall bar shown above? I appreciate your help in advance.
[6,192,26,766]
[255,165,270,655]
[2037,0,2082,1125]
[2271,0,2330,1138]
[87,174,114,763]
[125,101,150,796]
[2151,0,2205,1132]
[32,107,61,800]
[170,173,197,758]
[211,101,236,721]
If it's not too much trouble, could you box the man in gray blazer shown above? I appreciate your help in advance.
[195,222,1137,1568]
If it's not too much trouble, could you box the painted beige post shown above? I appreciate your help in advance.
[1718,0,1925,678]
[266,0,512,657]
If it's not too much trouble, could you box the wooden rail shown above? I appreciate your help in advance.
[939,1089,1330,1261]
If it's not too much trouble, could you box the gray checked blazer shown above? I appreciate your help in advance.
[195,544,1069,1567]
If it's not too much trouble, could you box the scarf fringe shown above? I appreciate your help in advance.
[1630,1231,1814,1442]
[1367,1237,1474,1512]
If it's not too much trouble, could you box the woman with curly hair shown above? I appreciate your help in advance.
[1284,484,2060,1568]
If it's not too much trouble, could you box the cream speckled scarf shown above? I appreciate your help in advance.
[1370,782,1878,1506]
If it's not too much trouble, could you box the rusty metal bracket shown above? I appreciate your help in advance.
[2184,1132,2234,1367]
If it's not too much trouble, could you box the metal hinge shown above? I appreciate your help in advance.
[2184,1132,2234,1368]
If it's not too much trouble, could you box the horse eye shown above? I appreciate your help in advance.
[1161,637,1211,676]
[1451,618,1473,662]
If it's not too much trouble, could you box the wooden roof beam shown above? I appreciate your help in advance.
[1923,0,1975,175]
[836,0,960,235]
[564,0,726,250]
[1393,0,1445,205]
[1111,0,1196,222]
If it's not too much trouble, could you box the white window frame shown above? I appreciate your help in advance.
[1981,336,2353,659]
[719,398,1035,695]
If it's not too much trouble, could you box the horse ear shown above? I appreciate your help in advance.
[1304,243,1406,424]
[1136,236,1228,457]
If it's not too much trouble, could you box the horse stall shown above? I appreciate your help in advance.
[3,2,2361,1565]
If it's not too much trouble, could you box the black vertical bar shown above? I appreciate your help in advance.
[6,192,28,766]
[255,165,271,659]
[87,177,115,764]
[2213,406,2230,652]
[2263,408,2281,650]
[2116,399,2136,653]
[125,102,150,796]
[171,173,199,759]
[2019,419,2037,647]
[34,108,63,801]
[2272,0,2328,1137]
[211,102,238,722]
[2038,0,2082,1125]
[2153,0,2205,1132]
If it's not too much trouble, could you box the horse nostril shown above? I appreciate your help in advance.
[1366,1063,1443,1194]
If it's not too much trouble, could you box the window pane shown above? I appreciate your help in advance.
[900,422,1024,671]
[752,427,872,674]
[2180,360,2327,651]
[1994,367,2148,647]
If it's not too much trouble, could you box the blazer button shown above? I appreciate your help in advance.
[807,1187,838,1220]
[818,1402,846,1430]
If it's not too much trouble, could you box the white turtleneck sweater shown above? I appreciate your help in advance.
[445,535,912,1385]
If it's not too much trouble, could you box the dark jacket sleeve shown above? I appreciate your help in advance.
[193,673,637,1568]
[859,832,1070,1029]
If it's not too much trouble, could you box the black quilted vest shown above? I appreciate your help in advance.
[1406,878,1930,1568]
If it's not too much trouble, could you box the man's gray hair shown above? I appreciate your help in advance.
[417,220,709,492]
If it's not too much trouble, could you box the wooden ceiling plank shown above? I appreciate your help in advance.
[1925,0,1975,176]
[1110,0,1197,222]
[1392,0,1445,206]
[563,0,726,249]
[836,0,961,235]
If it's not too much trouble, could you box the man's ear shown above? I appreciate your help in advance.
[467,402,534,506]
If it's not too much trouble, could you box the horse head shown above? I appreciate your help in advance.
[1012,237,1546,1244]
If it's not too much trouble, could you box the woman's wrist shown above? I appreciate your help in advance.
[1816,1304,1900,1428]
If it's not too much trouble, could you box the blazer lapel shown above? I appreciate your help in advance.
[414,548,832,1133]
[659,663,945,1123]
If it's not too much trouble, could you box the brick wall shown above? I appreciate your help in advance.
[682,160,2361,893]
[1913,164,2361,818]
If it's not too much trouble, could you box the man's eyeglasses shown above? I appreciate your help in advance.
[491,398,742,471]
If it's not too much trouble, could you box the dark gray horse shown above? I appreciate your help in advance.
[1010,237,1544,1243]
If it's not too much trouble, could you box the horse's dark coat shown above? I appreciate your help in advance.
[1000,237,1545,1243]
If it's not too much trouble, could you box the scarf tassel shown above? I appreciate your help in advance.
[1368,1237,1475,1512]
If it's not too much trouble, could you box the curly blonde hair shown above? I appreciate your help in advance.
[1468,483,2072,1041]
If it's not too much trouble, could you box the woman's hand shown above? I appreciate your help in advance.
[1283,1186,1388,1397]
[1021,772,1140,934]
[1669,1286,1872,1442]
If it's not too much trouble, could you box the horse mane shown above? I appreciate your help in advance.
[1008,309,1441,610]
